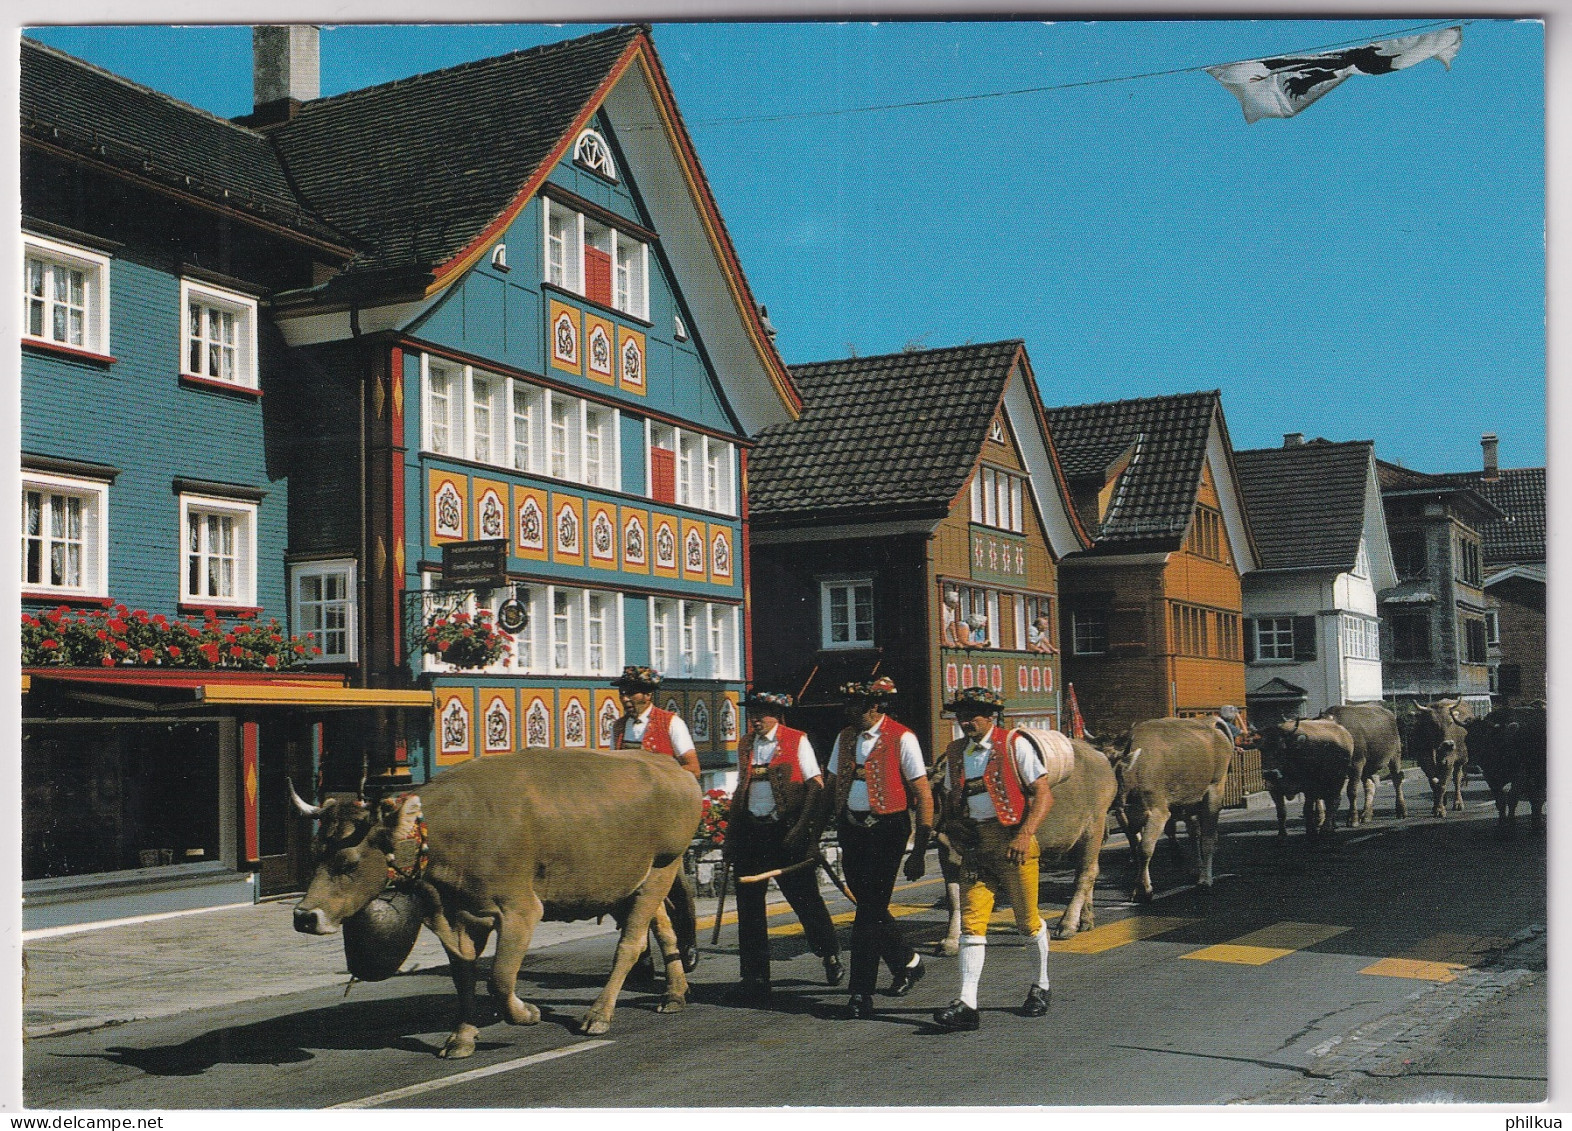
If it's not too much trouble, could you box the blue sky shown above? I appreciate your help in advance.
[23,18,1546,473]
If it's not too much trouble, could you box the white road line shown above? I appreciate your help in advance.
[23,900,256,940]
[329,1040,614,1108]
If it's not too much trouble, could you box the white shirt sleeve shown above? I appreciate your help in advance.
[898,729,926,782]
[1012,733,1048,787]
[668,714,696,758]
[796,735,822,780]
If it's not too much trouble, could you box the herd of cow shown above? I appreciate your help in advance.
[287,699,1545,1059]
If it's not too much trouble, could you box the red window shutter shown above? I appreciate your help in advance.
[650,447,676,503]
[585,246,612,307]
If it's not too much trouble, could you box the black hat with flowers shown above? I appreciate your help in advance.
[945,685,1005,715]
[612,665,662,691]
[745,689,794,713]
[841,675,898,704]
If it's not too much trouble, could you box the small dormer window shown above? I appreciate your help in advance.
[573,129,617,182]
[674,315,689,342]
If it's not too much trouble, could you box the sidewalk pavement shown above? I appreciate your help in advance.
[20,881,795,1041]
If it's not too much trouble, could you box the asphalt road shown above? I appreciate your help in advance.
[23,778,1547,1109]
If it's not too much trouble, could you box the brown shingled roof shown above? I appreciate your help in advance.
[1234,440,1374,572]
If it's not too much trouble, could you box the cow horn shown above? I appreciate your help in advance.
[289,779,326,819]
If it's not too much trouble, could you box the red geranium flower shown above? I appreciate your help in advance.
[40,638,58,650]
[229,645,244,658]
[101,655,116,667]
[139,648,155,663]
[168,646,182,660]
[264,655,278,669]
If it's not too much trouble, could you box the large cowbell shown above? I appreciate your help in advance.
[343,888,423,981]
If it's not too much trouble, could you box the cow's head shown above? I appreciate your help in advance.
[1256,718,1307,772]
[292,785,423,935]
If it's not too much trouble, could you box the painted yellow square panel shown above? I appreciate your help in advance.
[558,688,591,749]
[584,313,616,385]
[1361,957,1465,982]
[472,477,510,544]
[593,688,624,749]
[436,687,476,764]
[479,687,515,754]
[617,326,646,395]
[429,471,468,544]
[587,501,618,569]
[619,507,650,574]
[680,518,708,582]
[719,690,740,751]
[707,523,735,586]
[520,690,553,748]
[513,486,549,561]
[550,492,585,566]
[651,513,680,580]
[548,299,582,376]
[1053,916,1197,955]
[1182,922,1349,965]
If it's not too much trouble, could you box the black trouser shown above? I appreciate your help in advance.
[730,812,840,984]
[666,873,697,956]
[836,810,915,996]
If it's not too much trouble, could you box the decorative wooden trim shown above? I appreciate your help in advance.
[21,592,112,607]
[178,603,263,617]
[542,282,655,330]
[172,477,268,502]
[539,182,659,245]
[21,453,119,482]
[22,339,116,366]
[179,373,263,398]
[413,561,744,606]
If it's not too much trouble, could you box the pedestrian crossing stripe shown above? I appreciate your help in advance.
[1052,915,1197,954]
[1181,921,1350,965]
[1360,933,1511,982]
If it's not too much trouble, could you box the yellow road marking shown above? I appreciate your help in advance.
[1360,933,1511,981]
[704,875,942,933]
[1053,915,1196,955]
[1183,922,1350,966]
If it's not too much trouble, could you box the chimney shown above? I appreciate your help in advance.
[246,25,319,127]
[1283,432,1304,447]
[1481,433,1499,481]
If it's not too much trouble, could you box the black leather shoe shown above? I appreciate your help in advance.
[1021,985,1051,1017]
[727,978,772,1006]
[836,993,875,1020]
[887,957,925,997]
[823,954,844,987]
[932,999,980,1031]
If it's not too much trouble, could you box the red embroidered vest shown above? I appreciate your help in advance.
[614,706,676,756]
[834,718,913,816]
[738,726,809,818]
[944,726,1030,826]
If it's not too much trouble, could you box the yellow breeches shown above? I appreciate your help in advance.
[959,819,1042,937]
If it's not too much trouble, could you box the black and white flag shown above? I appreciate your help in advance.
[1207,26,1462,122]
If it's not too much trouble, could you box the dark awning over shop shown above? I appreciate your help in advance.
[23,669,433,712]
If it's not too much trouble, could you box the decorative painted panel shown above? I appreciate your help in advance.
[663,691,684,722]
[588,500,618,570]
[619,506,650,573]
[430,471,468,544]
[436,687,475,764]
[689,692,712,745]
[473,477,509,543]
[970,528,1028,584]
[551,492,585,566]
[584,313,615,385]
[651,513,679,580]
[617,326,646,396]
[481,688,514,754]
[513,485,549,561]
[707,524,734,585]
[522,691,553,748]
[594,688,623,749]
[559,688,590,748]
[548,299,581,376]
[681,518,707,583]
[720,691,740,751]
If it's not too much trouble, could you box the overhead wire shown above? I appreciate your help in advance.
[682,18,1474,130]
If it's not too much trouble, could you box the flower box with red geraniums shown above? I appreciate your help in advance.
[696,788,730,849]
[21,604,319,671]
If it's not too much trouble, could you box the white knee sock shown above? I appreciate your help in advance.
[959,934,986,1008]
[1032,922,1050,990]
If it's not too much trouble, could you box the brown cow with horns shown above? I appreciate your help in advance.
[291,749,702,1058]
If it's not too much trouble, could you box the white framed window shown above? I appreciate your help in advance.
[23,234,111,355]
[651,596,676,673]
[544,199,583,292]
[573,128,618,181]
[1255,616,1295,661]
[21,472,108,596]
[821,578,874,650]
[468,372,503,465]
[512,382,545,473]
[181,279,258,389]
[1484,610,1500,648]
[971,465,1025,534]
[541,199,649,320]
[292,559,357,662]
[180,494,257,607]
[583,402,620,490]
[424,356,464,456]
[1071,608,1107,656]
[648,597,735,678]
[677,432,702,507]
[1353,538,1371,579]
[616,238,647,318]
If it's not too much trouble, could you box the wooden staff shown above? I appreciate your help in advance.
[709,858,730,944]
[737,857,817,884]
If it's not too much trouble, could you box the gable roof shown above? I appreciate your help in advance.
[269,25,642,284]
[1043,390,1225,552]
[1439,467,1545,566]
[1377,459,1503,526]
[20,38,351,252]
[1234,440,1375,572]
[750,341,1082,540]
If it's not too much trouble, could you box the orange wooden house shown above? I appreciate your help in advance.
[1042,391,1259,738]
[747,341,1088,759]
